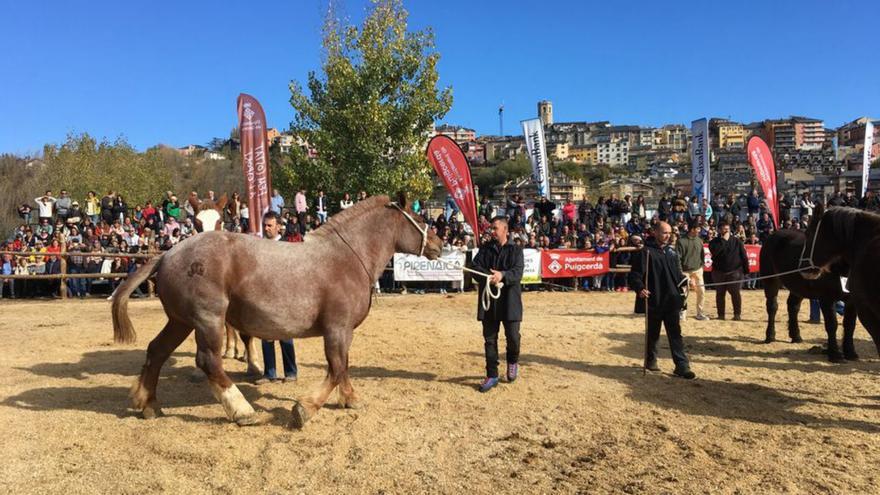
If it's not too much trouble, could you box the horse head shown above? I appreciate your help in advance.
[192,193,227,233]
[389,192,442,260]
[800,203,848,280]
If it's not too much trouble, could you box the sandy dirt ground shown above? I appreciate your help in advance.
[2,290,880,494]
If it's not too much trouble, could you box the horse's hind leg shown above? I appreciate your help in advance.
[240,333,263,376]
[223,323,237,359]
[857,305,880,358]
[290,332,347,429]
[764,280,779,343]
[820,300,844,363]
[842,302,859,360]
[131,319,192,419]
[786,293,804,343]
[337,332,360,409]
[194,323,257,426]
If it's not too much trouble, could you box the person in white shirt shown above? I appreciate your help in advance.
[339,192,354,210]
[35,191,56,222]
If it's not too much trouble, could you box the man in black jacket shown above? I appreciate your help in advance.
[472,216,524,392]
[628,222,695,379]
[708,220,749,320]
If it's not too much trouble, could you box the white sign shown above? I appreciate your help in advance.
[691,118,711,207]
[522,118,551,198]
[471,248,541,284]
[863,121,874,197]
[393,250,466,282]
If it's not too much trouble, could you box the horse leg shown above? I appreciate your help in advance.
[764,281,779,343]
[290,333,347,429]
[337,332,360,409]
[857,305,880,358]
[194,323,258,426]
[786,293,804,343]
[223,323,236,359]
[820,300,844,363]
[842,302,859,361]
[130,319,192,419]
[240,333,263,376]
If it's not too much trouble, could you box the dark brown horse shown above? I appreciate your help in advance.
[800,204,880,356]
[760,228,858,361]
[112,195,442,427]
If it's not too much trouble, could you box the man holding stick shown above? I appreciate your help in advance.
[628,222,695,379]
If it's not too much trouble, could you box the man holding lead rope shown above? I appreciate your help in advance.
[472,216,524,393]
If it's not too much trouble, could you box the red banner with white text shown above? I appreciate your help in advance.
[541,250,611,278]
[703,244,760,273]
[237,93,272,236]
[747,137,779,228]
[427,135,480,243]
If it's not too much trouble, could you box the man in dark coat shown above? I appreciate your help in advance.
[472,216,524,392]
[628,222,695,379]
[708,220,749,320]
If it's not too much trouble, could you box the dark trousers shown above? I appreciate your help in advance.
[646,308,689,369]
[261,339,297,379]
[714,270,743,318]
[482,320,521,378]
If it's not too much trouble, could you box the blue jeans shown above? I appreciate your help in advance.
[261,339,297,379]
[317,211,328,223]
[809,299,820,322]
[67,265,85,297]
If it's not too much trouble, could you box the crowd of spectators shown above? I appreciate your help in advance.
[2,185,878,299]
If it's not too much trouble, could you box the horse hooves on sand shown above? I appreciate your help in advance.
[141,406,163,420]
[235,414,260,427]
[763,337,776,344]
[845,353,860,361]
[790,336,804,344]
[289,401,310,429]
[828,353,846,364]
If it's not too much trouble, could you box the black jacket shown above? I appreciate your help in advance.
[472,241,524,321]
[628,239,688,312]
[708,235,749,274]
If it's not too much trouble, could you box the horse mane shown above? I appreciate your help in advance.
[307,195,391,239]
[826,207,861,243]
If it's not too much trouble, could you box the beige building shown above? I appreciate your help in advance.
[657,125,689,152]
[717,122,745,149]
[568,145,597,164]
[435,124,476,143]
[549,142,569,160]
[597,141,629,166]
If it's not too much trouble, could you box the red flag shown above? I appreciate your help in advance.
[237,93,272,236]
[747,137,779,228]
[426,135,480,242]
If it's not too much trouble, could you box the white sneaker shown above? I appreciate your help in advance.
[695,314,711,321]
[679,310,687,321]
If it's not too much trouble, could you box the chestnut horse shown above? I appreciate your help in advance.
[112,195,442,427]
[800,204,880,356]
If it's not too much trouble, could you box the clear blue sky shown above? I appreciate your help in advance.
[2,0,877,155]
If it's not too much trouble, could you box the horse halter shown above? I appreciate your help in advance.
[798,216,824,271]
[390,202,428,258]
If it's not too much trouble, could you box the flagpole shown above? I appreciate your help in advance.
[643,250,650,375]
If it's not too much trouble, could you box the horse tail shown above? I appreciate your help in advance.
[112,253,164,344]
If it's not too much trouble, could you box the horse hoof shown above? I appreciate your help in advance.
[289,401,310,429]
[235,414,260,427]
[790,336,804,344]
[343,400,363,410]
[142,406,163,420]
[763,337,776,344]
[828,353,846,364]
[845,353,860,361]
[222,352,234,359]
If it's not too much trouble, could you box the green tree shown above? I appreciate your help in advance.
[287,0,452,199]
